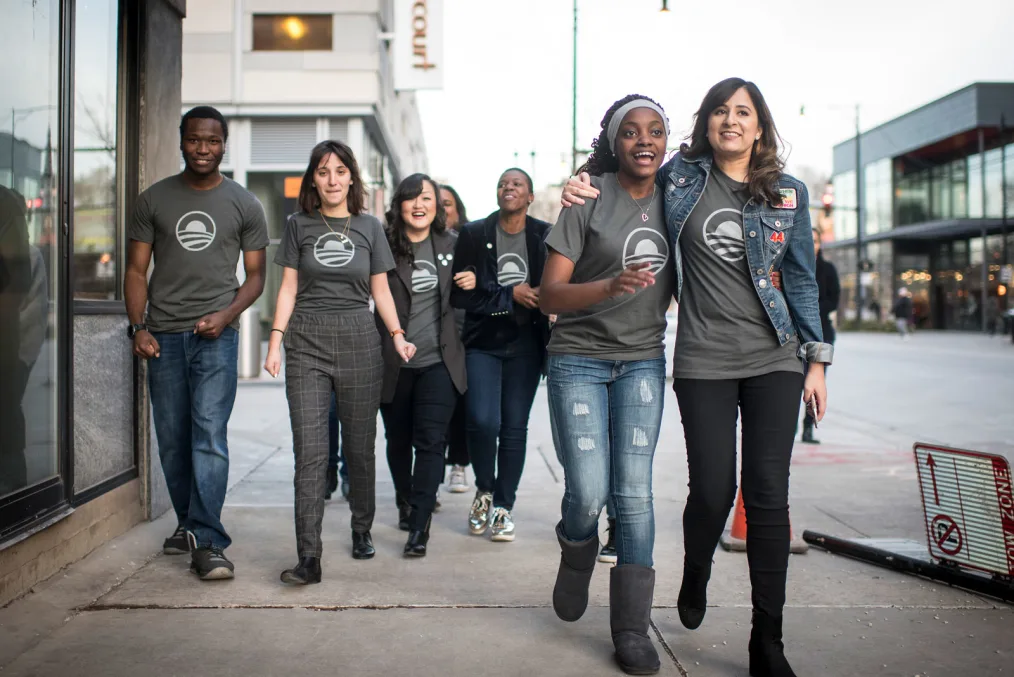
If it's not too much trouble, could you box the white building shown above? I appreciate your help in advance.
[182,0,430,320]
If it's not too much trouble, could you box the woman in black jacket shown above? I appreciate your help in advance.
[450,168,550,543]
[801,228,839,443]
[377,174,469,557]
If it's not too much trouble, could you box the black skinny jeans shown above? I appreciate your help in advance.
[380,363,458,531]
[674,370,804,617]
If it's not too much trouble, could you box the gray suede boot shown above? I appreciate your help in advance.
[552,521,600,622]
[610,564,661,675]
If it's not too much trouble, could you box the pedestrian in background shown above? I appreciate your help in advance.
[126,106,269,581]
[265,140,414,584]
[542,94,674,675]
[324,396,348,500]
[450,168,550,543]
[565,78,832,677]
[893,287,913,340]
[378,173,468,557]
[439,184,472,494]
[801,227,839,444]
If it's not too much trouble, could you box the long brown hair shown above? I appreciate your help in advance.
[681,78,786,206]
[297,140,367,215]
[385,173,447,265]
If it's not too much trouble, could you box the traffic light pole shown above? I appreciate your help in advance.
[854,104,864,325]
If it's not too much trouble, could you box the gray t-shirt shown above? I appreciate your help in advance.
[496,224,531,325]
[404,237,442,369]
[129,174,270,333]
[672,167,801,379]
[275,211,395,314]
[546,173,673,361]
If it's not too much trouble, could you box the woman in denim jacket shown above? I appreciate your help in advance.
[564,77,831,677]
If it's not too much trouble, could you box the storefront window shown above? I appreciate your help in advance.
[950,158,968,219]
[968,154,984,218]
[73,0,120,299]
[984,148,1003,219]
[895,162,929,226]
[1,0,60,499]
[832,170,856,240]
[864,159,891,235]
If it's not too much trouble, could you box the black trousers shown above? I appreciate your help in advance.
[380,363,458,531]
[673,370,804,617]
[445,395,469,467]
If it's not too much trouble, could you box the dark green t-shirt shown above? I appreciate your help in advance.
[129,174,270,333]
[404,237,442,369]
[546,173,673,361]
[673,167,801,379]
[275,211,395,314]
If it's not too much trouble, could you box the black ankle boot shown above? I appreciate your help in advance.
[352,531,375,560]
[552,522,600,622]
[801,419,820,445]
[396,494,411,532]
[280,556,321,585]
[325,467,338,500]
[749,610,797,677]
[610,565,660,675]
[404,515,431,557]
[677,557,711,629]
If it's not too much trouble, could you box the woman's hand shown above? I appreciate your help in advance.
[264,345,282,378]
[394,334,416,362]
[513,283,540,309]
[606,262,655,297]
[771,270,782,291]
[560,172,599,207]
[454,271,476,290]
[802,362,827,422]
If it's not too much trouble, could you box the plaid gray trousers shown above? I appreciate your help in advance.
[284,311,383,557]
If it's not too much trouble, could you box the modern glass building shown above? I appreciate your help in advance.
[826,83,1014,330]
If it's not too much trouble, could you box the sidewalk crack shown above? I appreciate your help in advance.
[650,618,688,676]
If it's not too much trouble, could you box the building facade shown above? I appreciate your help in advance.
[826,83,1014,330]
[1,0,188,605]
[182,0,430,328]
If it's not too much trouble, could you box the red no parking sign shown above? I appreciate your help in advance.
[914,444,1014,577]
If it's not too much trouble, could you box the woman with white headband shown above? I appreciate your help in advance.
[540,94,673,675]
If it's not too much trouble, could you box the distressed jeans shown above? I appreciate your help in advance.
[148,328,239,550]
[548,354,665,567]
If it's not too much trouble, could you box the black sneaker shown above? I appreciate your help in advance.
[190,544,235,580]
[325,466,339,500]
[163,524,191,555]
[598,518,617,564]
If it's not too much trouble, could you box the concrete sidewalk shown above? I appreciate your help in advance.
[1,332,1012,676]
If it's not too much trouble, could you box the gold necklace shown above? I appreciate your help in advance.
[320,211,352,239]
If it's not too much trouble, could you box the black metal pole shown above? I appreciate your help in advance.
[1002,115,1009,296]
[854,104,864,324]
[571,0,578,175]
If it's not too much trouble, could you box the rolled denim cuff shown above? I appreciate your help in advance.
[798,341,833,364]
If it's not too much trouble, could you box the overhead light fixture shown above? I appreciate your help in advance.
[282,17,307,40]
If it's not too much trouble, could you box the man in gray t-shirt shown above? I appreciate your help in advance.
[404,238,442,368]
[124,107,269,581]
[547,173,673,361]
[673,166,800,379]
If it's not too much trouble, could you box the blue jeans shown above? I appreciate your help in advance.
[465,335,543,510]
[327,393,348,480]
[148,328,239,550]
[548,354,665,567]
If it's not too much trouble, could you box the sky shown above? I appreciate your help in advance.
[417,0,1014,217]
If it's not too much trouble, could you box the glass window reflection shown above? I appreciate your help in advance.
[74,0,120,299]
[1,0,60,498]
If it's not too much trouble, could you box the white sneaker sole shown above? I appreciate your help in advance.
[448,484,470,494]
[597,553,617,564]
[469,523,488,535]
[490,532,515,542]
[194,566,235,581]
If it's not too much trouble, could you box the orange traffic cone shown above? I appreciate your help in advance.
[719,489,808,554]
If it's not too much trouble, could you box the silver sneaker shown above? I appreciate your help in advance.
[489,507,516,542]
[448,465,469,493]
[468,491,493,535]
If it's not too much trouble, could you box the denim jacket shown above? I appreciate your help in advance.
[659,152,833,364]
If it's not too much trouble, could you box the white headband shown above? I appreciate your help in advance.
[606,99,670,149]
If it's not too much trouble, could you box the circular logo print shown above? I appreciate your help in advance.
[497,253,528,285]
[313,232,355,268]
[622,227,669,274]
[175,211,217,252]
[702,208,745,262]
[411,260,439,293]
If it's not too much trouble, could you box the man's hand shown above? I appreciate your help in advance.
[133,330,160,359]
[560,172,599,207]
[606,262,655,297]
[195,311,230,339]
[513,283,539,309]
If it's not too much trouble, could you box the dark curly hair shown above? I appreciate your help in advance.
[578,94,668,177]
[385,173,446,265]
[298,140,367,215]
[681,78,786,206]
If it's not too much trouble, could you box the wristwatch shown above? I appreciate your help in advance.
[127,323,147,338]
